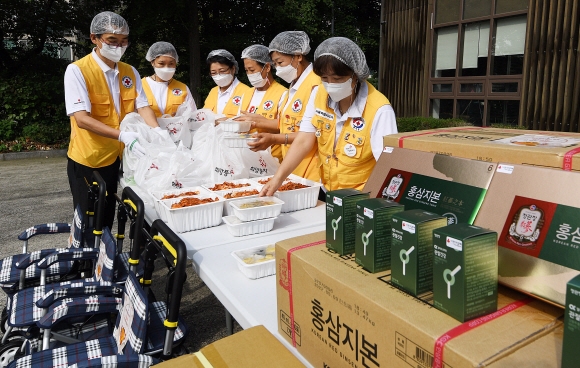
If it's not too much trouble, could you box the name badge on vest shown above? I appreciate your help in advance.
[344,143,357,157]
[315,108,334,120]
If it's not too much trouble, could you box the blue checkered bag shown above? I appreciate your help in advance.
[8,273,158,368]
[7,227,117,328]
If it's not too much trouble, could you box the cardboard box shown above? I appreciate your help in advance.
[363,147,496,225]
[326,189,369,255]
[474,163,580,306]
[391,209,447,296]
[154,325,304,368]
[354,198,404,273]
[276,232,564,368]
[562,275,580,368]
[383,127,580,171]
[433,224,498,322]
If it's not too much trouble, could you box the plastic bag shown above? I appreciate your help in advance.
[158,114,192,149]
[120,112,176,182]
[188,108,223,133]
[241,148,280,177]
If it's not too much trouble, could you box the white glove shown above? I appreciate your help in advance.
[153,126,171,140]
[118,131,146,158]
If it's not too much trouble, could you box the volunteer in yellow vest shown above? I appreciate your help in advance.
[142,41,196,117]
[236,44,288,162]
[64,11,160,229]
[203,49,251,118]
[261,37,397,196]
[247,31,321,182]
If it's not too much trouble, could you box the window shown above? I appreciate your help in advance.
[430,0,527,126]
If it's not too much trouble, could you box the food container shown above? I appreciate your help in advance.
[223,133,257,148]
[149,186,211,222]
[221,188,261,216]
[252,175,322,213]
[229,196,284,222]
[159,194,224,233]
[202,179,257,193]
[222,215,277,237]
[220,119,252,133]
[231,244,276,279]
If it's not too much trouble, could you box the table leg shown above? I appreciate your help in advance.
[225,308,234,335]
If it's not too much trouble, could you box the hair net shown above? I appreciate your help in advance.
[146,41,179,62]
[207,49,239,73]
[314,37,370,80]
[241,45,272,65]
[90,11,129,35]
[269,31,311,55]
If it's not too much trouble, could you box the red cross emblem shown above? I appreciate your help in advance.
[291,99,302,113]
[121,76,133,89]
[172,88,182,96]
[263,100,274,111]
[232,96,242,106]
[249,106,256,113]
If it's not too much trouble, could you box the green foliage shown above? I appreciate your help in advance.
[0,56,70,144]
[396,117,471,132]
[490,123,527,130]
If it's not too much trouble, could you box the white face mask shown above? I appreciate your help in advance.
[247,65,268,88]
[154,67,176,81]
[276,57,298,84]
[322,78,354,103]
[99,42,127,63]
[212,73,234,87]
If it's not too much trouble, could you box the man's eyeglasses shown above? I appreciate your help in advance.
[99,38,130,49]
[210,68,231,76]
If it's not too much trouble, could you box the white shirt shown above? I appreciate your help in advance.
[282,64,314,113]
[299,82,398,160]
[64,50,148,116]
[217,78,240,114]
[144,77,197,115]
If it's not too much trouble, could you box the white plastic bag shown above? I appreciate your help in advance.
[120,112,176,182]
[242,148,280,177]
[188,108,223,133]
[158,114,192,149]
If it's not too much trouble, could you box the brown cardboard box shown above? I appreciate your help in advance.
[363,147,496,225]
[474,163,580,306]
[382,127,580,171]
[276,232,563,368]
[154,325,304,368]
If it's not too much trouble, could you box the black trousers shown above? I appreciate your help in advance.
[67,157,120,230]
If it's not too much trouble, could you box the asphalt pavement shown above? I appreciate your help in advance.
[0,155,241,354]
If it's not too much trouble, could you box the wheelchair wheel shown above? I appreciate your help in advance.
[0,340,24,368]
[0,307,6,334]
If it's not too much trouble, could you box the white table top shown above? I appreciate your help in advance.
[120,178,325,258]
[192,229,323,368]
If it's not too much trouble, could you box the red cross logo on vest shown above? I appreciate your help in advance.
[172,88,183,96]
[249,106,256,113]
[121,76,133,89]
[263,100,274,111]
[292,99,302,113]
[232,96,242,106]
[351,117,365,131]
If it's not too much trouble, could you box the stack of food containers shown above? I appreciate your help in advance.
[222,196,284,237]
[251,174,322,212]
[220,119,257,148]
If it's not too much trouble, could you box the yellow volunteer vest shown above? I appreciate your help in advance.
[141,78,188,117]
[244,81,288,162]
[280,69,321,181]
[67,54,137,168]
[203,80,251,118]
[312,81,390,191]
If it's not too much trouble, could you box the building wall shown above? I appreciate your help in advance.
[379,0,432,117]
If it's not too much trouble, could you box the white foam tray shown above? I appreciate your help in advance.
[222,215,276,237]
[231,244,276,279]
[221,189,260,216]
[223,133,257,148]
[251,174,322,213]
[159,194,224,233]
[220,120,251,133]
[149,186,211,222]
[229,196,284,222]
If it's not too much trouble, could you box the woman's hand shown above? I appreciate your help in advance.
[235,111,264,122]
[247,133,276,152]
[260,176,285,197]
[214,116,227,126]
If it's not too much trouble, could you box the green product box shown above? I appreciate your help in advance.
[563,274,580,368]
[390,209,447,296]
[355,199,405,273]
[326,189,369,255]
[432,223,498,322]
